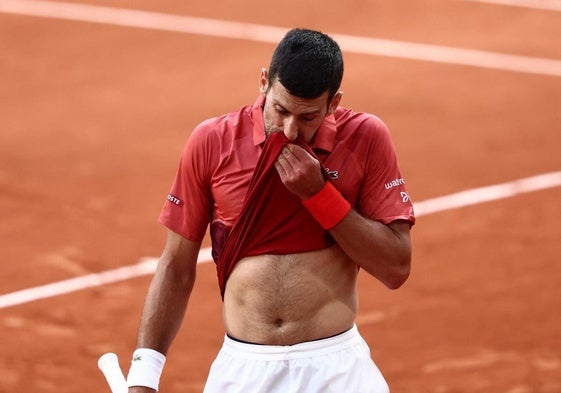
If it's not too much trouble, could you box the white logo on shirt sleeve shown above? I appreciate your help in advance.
[385,178,405,189]
[400,192,410,203]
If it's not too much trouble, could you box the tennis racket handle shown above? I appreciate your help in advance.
[98,353,128,393]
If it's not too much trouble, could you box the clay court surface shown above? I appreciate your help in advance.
[1,0,560,392]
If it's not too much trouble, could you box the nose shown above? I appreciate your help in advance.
[283,116,298,141]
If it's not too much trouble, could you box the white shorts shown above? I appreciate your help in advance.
[202,325,390,393]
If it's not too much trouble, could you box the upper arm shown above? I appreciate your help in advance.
[159,126,215,242]
[357,117,415,226]
[388,220,412,260]
[159,229,202,278]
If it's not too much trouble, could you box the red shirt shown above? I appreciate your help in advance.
[159,96,415,259]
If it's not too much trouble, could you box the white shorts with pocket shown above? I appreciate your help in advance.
[202,325,390,393]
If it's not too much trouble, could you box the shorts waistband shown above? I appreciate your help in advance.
[221,325,363,361]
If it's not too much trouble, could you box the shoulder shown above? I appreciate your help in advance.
[193,104,252,138]
[333,107,393,149]
[187,104,254,150]
[181,103,258,176]
[335,107,388,131]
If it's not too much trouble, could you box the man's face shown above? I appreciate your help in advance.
[260,70,341,143]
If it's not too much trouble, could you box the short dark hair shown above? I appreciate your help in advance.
[268,28,344,101]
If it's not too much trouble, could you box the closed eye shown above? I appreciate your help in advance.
[274,106,289,115]
[274,104,319,121]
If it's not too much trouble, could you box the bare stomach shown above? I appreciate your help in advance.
[222,245,359,345]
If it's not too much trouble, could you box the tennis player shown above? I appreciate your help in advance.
[126,28,415,392]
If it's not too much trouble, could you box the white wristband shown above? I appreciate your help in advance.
[127,348,166,391]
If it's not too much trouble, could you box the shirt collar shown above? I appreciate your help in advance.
[250,95,337,153]
[309,112,336,153]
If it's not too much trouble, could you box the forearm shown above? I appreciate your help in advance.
[126,233,200,393]
[127,259,195,393]
[136,257,196,353]
[300,180,411,289]
[329,210,411,289]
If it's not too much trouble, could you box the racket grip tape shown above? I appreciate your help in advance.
[98,353,128,393]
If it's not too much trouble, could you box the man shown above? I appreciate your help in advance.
[127,28,414,393]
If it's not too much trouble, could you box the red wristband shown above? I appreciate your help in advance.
[302,182,351,230]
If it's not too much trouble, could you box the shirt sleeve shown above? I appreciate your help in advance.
[358,116,415,226]
[158,123,215,241]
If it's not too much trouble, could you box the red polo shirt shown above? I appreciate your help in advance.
[159,96,415,259]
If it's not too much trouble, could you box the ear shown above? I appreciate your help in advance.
[328,91,343,114]
[259,68,268,96]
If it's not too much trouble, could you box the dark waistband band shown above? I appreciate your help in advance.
[221,325,362,360]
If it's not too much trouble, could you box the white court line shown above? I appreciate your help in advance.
[413,171,561,216]
[0,171,560,310]
[0,0,560,76]
[0,248,214,309]
[461,0,561,11]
